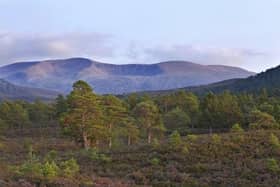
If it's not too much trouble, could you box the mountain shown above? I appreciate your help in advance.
[0,58,255,94]
[0,79,59,101]
[164,65,280,95]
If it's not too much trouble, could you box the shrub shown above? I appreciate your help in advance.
[168,131,182,148]
[211,134,221,144]
[16,161,43,179]
[45,150,57,162]
[186,134,198,142]
[150,158,160,166]
[60,158,80,177]
[11,152,80,181]
[231,123,244,133]
[181,143,189,154]
[267,158,280,173]
[152,138,160,148]
[249,110,279,130]
[41,161,59,180]
[269,133,280,149]
[84,148,111,163]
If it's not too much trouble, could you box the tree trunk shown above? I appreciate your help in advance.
[82,132,90,150]
[148,130,152,144]
[109,123,112,148]
[127,135,131,146]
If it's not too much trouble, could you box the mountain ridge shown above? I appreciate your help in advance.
[0,79,59,101]
[145,64,280,95]
[0,57,255,94]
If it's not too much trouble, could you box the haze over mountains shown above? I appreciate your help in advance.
[0,58,254,94]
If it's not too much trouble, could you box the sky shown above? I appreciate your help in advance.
[0,0,280,72]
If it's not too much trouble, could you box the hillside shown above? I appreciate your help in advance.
[0,58,254,94]
[143,65,280,95]
[184,65,280,94]
[0,79,59,101]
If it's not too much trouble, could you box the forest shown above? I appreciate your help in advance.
[1,80,280,186]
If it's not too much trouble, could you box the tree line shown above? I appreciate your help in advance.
[1,80,280,149]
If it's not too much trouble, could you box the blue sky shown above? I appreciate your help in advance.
[0,0,279,72]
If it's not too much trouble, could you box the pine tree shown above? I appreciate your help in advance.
[102,95,127,148]
[61,80,104,149]
[133,101,164,144]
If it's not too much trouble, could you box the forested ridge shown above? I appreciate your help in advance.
[1,80,280,186]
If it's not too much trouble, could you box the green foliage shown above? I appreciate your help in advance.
[168,131,182,148]
[15,161,43,179]
[41,161,59,180]
[150,158,160,166]
[12,152,80,181]
[231,123,244,133]
[186,134,198,142]
[133,100,165,143]
[62,80,104,149]
[267,158,280,173]
[269,133,280,149]
[28,100,54,127]
[60,158,80,177]
[0,101,30,128]
[181,143,189,154]
[102,95,128,148]
[163,107,190,133]
[83,148,111,163]
[211,134,221,144]
[54,94,68,118]
[45,150,57,162]
[249,110,279,130]
[200,91,242,129]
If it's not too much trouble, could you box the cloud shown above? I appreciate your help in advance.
[141,44,266,66]
[0,32,115,64]
[0,32,272,72]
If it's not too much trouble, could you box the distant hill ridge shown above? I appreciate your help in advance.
[0,57,255,94]
[147,64,280,95]
[0,79,59,101]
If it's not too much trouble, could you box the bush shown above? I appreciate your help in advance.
[231,123,244,133]
[168,131,182,148]
[60,158,80,177]
[186,134,198,142]
[45,150,57,162]
[15,161,43,179]
[267,158,280,173]
[83,148,111,163]
[269,133,280,149]
[211,134,221,144]
[11,152,80,181]
[41,161,59,180]
[150,158,160,166]
[181,143,189,154]
[249,110,279,130]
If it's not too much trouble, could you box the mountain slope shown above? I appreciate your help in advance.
[174,65,280,94]
[0,58,254,94]
[0,79,59,101]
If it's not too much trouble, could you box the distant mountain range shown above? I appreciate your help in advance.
[147,64,280,95]
[186,64,280,94]
[0,79,59,101]
[0,58,254,94]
